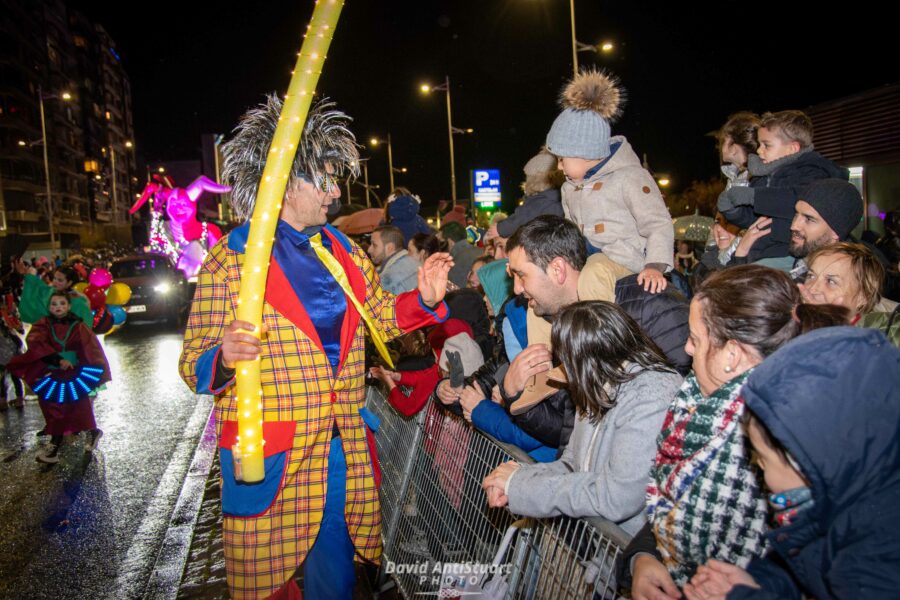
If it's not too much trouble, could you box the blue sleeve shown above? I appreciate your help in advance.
[726,556,801,600]
[471,400,548,455]
[502,318,524,362]
[417,294,449,322]
[195,345,234,395]
[526,446,559,463]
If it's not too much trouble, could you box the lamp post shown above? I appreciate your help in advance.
[420,76,473,206]
[362,159,370,207]
[569,0,578,77]
[369,134,395,192]
[569,1,616,75]
[353,159,382,208]
[37,86,71,249]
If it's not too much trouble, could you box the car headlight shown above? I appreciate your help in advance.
[154,282,172,294]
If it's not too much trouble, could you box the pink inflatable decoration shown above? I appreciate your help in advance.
[130,175,230,279]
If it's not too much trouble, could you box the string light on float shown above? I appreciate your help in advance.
[231,0,346,484]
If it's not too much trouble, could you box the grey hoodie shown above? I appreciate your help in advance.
[505,366,682,536]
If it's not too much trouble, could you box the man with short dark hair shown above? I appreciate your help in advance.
[368,225,419,294]
[789,179,863,258]
[436,215,689,460]
[505,215,689,381]
[506,215,628,341]
[439,221,483,289]
[735,178,865,281]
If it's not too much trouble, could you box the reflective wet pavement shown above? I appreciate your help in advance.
[0,324,211,600]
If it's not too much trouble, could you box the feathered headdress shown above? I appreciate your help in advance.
[221,94,360,221]
[560,69,625,122]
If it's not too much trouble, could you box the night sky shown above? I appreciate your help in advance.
[70,0,896,213]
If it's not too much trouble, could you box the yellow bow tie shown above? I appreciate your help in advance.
[308,233,395,368]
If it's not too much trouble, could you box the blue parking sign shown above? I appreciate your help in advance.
[473,169,500,208]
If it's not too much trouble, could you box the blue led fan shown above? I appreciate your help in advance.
[32,365,106,404]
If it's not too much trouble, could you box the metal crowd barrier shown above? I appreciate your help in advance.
[365,385,633,599]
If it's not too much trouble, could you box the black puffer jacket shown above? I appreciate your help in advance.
[438,354,575,451]
[615,274,692,375]
[446,288,495,360]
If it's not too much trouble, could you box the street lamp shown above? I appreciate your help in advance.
[569,0,615,75]
[420,76,473,205]
[369,134,395,192]
[576,40,615,54]
[37,85,72,249]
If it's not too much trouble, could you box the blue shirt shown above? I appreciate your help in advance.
[272,221,347,375]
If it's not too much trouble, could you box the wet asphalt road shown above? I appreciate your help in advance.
[0,323,211,600]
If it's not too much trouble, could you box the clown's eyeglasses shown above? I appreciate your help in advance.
[313,171,340,194]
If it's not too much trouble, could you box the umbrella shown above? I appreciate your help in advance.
[672,213,715,242]
[333,208,384,235]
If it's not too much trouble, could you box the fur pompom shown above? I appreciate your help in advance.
[560,69,624,121]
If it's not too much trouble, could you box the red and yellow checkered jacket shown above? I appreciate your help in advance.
[180,223,446,599]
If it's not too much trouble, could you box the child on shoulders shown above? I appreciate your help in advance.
[546,70,674,293]
[718,110,847,270]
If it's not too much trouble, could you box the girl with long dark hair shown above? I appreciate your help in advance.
[481,300,682,534]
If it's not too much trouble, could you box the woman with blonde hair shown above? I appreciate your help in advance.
[800,242,898,345]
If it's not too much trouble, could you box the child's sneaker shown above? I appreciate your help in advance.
[37,443,61,464]
[85,429,103,452]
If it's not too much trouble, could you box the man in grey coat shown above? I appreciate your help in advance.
[368,225,420,295]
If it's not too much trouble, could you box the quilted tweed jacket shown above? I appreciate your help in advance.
[561,136,674,274]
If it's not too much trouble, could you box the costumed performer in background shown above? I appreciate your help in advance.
[8,292,110,463]
[179,95,452,600]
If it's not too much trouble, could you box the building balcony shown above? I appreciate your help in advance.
[5,210,42,223]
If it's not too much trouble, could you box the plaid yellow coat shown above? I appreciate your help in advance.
[179,223,446,599]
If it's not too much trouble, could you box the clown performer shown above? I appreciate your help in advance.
[179,96,453,600]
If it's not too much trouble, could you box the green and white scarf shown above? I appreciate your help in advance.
[645,371,769,586]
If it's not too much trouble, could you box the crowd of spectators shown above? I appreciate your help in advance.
[361,69,899,600]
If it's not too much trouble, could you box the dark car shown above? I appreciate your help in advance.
[110,253,190,325]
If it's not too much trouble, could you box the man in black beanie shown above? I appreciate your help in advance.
[789,178,864,258]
